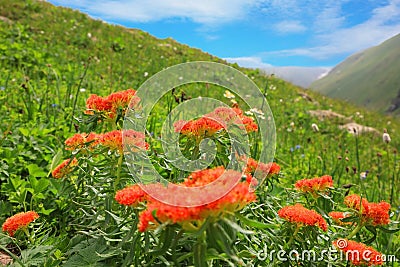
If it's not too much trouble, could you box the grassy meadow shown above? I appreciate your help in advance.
[0,0,399,266]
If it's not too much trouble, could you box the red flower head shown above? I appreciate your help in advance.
[65,132,99,151]
[85,89,138,119]
[2,211,39,236]
[85,94,112,114]
[344,194,369,214]
[278,203,328,231]
[294,175,333,195]
[131,167,257,232]
[106,89,136,110]
[174,106,258,140]
[333,239,384,266]
[52,158,78,179]
[242,157,280,178]
[115,185,148,207]
[365,201,391,226]
[99,130,149,153]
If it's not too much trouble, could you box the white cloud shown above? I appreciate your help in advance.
[265,0,400,59]
[49,0,400,63]
[224,57,272,69]
[273,20,306,34]
[50,0,258,25]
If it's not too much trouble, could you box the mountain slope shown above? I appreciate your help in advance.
[310,33,400,114]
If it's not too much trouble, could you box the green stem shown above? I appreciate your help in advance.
[346,222,364,239]
[287,224,301,248]
[22,227,34,244]
[114,154,124,190]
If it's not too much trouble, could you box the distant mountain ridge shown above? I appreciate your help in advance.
[310,33,400,115]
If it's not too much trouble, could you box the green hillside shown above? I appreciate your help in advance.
[0,0,399,266]
[310,33,400,114]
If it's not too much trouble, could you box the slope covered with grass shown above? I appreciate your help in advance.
[310,33,400,114]
[0,0,399,266]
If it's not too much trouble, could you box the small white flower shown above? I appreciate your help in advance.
[312,123,319,132]
[245,110,253,116]
[250,108,264,115]
[87,32,92,38]
[269,85,277,90]
[383,132,391,143]
[223,90,235,99]
[144,72,148,77]
[79,88,86,92]
[230,99,237,105]
[290,122,295,127]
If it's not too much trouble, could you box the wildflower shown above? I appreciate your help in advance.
[106,89,136,110]
[365,201,391,226]
[99,130,148,153]
[85,89,138,118]
[64,132,98,151]
[241,157,280,178]
[294,175,333,195]
[2,211,39,236]
[311,123,319,132]
[333,239,383,266]
[359,171,369,180]
[52,158,78,179]
[174,106,258,139]
[223,90,235,99]
[115,185,147,207]
[383,132,391,144]
[344,194,369,214]
[131,167,257,232]
[278,204,328,231]
[85,94,112,114]
[343,195,391,226]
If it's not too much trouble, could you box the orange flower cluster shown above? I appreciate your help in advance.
[174,106,258,139]
[52,158,78,179]
[115,185,147,207]
[278,203,328,231]
[333,239,383,266]
[2,211,39,236]
[242,157,280,178]
[85,89,138,118]
[65,132,99,151]
[294,175,333,195]
[115,166,257,232]
[99,130,149,153]
[63,130,149,154]
[174,117,224,138]
[343,194,391,226]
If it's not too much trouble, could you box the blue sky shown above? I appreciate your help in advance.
[48,0,400,68]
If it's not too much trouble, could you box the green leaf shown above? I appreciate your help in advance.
[222,217,254,235]
[193,240,208,267]
[378,226,400,234]
[19,127,30,137]
[27,164,47,177]
[236,213,277,230]
[48,149,63,176]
